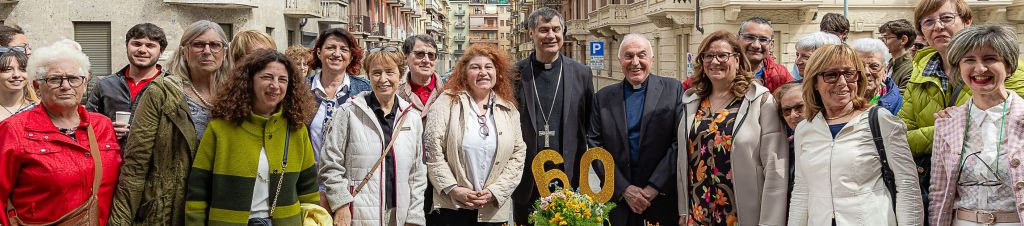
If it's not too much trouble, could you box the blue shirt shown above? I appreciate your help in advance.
[754,64,765,81]
[829,123,847,139]
[624,81,647,162]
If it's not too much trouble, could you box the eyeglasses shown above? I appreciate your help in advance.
[877,35,897,42]
[701,52,737,62]
[0,44,29,54]
[816,69,860,84]
[864,63,883,73]
[369,46,400,53]
[475,114,489,137]
[921,13,959,30]
[412,50,437,61]
[188,41,226,53]
[912,43,926,50]
[781,103,804,116]
[957,151,1004,187]
[739,33,773,44]
[37,75,86,88]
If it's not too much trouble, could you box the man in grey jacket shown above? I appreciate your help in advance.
[86,23,167,142]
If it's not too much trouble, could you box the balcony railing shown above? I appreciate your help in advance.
[566,19,588,36]
[471,38,499,43]
[163,0,257,8]
[454,23,466,28]
[470,25,499,30]
[350,15,372,34]
[453,49,464,55]
[285,0,322,18]
[319,0,348,23]
[454,36,466,42]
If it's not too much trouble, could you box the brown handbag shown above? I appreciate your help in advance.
[8,125,103,226]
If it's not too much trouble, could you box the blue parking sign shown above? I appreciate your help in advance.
[590,41,604,56]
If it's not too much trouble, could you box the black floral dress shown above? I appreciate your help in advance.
[687,98,741,226]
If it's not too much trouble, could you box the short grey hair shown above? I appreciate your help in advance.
[618,33,653,58]
[849,38,892,65]
[401,34,436,55]
[527,7,564,30]
[738,17,773,36]
[795,32,842,51]
[948,25,1020,85]
[27,40,90,80]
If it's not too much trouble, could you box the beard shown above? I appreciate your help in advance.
[129,56,159,68]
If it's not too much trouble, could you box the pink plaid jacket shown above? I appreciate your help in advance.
[929,92,1024,225]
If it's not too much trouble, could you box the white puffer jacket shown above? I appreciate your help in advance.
[320,91,427,226]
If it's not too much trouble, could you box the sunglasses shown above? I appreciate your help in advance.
[412,50,437,61]
[0,45,28,54]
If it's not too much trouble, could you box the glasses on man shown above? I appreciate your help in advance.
[37,75,86,88]
[701,52,737,63]
[957,151,1004,187]
[412,50,437,61]
[739,33,773,44]
[921,13,959,30]
[817,69,859,84]
[369,46,400,53]
[189,41,226,53]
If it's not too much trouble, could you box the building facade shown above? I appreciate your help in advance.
[448,0,516,67]
[550,0,1024,89]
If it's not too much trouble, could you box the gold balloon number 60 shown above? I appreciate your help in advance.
[531,147,615,203]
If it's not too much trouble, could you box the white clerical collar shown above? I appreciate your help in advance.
[534,53,560,70]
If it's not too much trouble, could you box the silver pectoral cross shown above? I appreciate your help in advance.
[539,123,556,147]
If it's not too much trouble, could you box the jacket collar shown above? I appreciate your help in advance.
[442,89,514,112]
[350,91,414,133]
[24,104,92,132]
[240,107,288,137]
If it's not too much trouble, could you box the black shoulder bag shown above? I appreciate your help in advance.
[868,106,898,224]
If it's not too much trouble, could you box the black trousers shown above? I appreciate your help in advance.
[433,208,506,226]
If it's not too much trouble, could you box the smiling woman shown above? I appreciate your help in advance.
[185,49,320,226]
[0,51,36,121]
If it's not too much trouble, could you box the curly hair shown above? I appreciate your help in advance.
[312,28,362,75]
[690,31,753,98]
[284,44,312,69]
[443,44,519,106]
[211,49,315,131]
[801,44,868,121]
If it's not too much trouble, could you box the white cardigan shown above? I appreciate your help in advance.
[319,92,428,226]
[788,108,922,226]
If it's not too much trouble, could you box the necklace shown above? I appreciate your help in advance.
[529,58,563,148]
[188,82,212,107]
[707,93,735,113]
[468,93,494,137]
[0,102,21,114]
[958,96,1009,176]
[825,107,856,120]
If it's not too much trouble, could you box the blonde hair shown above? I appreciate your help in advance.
[166,20,231,93]
[801,44,868,121]
[229,30,277,63]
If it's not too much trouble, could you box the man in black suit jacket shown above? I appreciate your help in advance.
[511,7,595,225]
[587,33,681,226]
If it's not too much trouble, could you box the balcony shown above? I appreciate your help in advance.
[386,0,400,6]
[712,0,822,22]
[454,9,466,16]
[427,21,443,32]
[285,0,323,18]
[453,49,464,55]
[644,0,695,28]
[470,9,498,17]
[587,4,631,37]
[471,38,499,44]
[454,22,466,29]
[454,36,466,42]
[470,0,508,4]
[163,0,257,8]
[319,0,348,24]
[470,25,499,30]
[350,15,372,36]
[566,19,588,36]
[401,0,414,13]
[371,22,386,38]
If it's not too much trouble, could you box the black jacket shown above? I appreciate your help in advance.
[86,65,165,124]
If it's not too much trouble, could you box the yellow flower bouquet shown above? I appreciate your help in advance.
[528,189,615,226]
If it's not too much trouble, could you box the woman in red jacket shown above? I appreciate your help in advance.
[0,41,122,225]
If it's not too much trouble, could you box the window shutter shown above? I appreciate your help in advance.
[73,22,112,76]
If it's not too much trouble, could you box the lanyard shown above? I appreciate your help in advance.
[958,96,1009,173]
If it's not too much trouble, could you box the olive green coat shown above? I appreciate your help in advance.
[109,75,200,226]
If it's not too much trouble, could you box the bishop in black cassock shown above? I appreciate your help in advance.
[511,7,595,225]
[587,34,681,225]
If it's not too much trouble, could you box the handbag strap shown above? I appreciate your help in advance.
[868,106,899,224]
[352,105,414,196]
[7,124,103,221]
[268,126,291,216]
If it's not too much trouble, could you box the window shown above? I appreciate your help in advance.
[266,27,274,37]
[73,21,112,76]
[288,30,295,45]
[218,23,234,39]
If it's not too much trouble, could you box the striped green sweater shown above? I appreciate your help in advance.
[185,110,320,226]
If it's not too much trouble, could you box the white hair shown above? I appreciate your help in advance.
[618,33,654,58]
[26,39,90,80]
[795,32,842,51]
[849,38,892,65]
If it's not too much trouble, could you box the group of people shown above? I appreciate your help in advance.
[0,0,1023,226]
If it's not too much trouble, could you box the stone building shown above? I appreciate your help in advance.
[0,0,440,77]
[545,0,1024,88]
